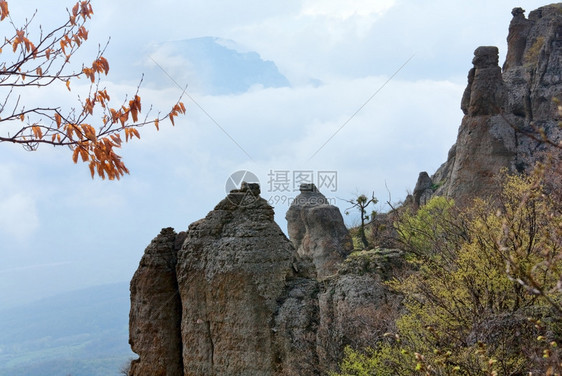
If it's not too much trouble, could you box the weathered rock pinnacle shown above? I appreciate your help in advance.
[422,3,562,204]
[286,184,352,279]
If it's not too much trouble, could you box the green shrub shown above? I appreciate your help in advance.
[334,172,562,375]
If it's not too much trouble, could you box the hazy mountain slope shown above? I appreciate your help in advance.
[0,283,133,376]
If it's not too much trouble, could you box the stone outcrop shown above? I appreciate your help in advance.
[285,184,353,279]
[129,183,400,375]
[413,171,433,206]
[129,184,326,376]
[503,7,533,71]
[129,228,183,376]
[425,4,562,204]
[175,183,311,375]
[316,262,403,371]
[461,46,507,116]
[273,277,320,375]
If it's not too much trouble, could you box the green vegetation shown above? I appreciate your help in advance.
[334,169,562,375]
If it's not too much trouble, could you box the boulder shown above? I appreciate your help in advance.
[286,184,353,279]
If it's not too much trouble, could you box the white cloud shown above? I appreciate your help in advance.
[301,0,395,20]
[0,166,39,241]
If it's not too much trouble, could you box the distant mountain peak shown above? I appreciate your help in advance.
[146,36,290,95]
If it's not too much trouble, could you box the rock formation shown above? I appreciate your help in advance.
[129,183,400,375]
[285,183,353,279]
[427,4,562,204]
[316,253,404,371]
[129,184,325,376]
[503,7,533,71]
[413,171,434,206]
[129,228,184,376]
[175,183,310,375]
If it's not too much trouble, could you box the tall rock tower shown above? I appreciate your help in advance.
[424,4,562,204]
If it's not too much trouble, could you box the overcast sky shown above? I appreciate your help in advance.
[0,0,549,308]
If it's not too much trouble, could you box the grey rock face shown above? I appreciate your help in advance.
[503,7,533,71]
[425,4,562,205]
[129,227,184,376]
[461,46,507,116]
[286,184,353,280]
[413,171,433,206]
[316,249,405,372]
[274,277,321,376]
[175,185,297,375]
[129,185,327,376]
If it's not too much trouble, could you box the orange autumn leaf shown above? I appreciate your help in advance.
[31,125,43,139]
[72,2,79,17]
[79,146,89,162]
[128,95,141,122]
[73,34,82,47]
[82,67,94,82]
[79,1,93,20]
[84,98,94,115]
[110,134,122,146]
[0,0,9,21]
[72,147,80,163]
[66,79,71,91]
[77,26,88,40]
[92,56,109,75]
[65,123,76,139]
[81,123,96,141]
[88,161,95,178]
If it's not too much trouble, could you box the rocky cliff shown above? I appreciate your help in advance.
[128,183,401,375]
[415,4,562,204]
